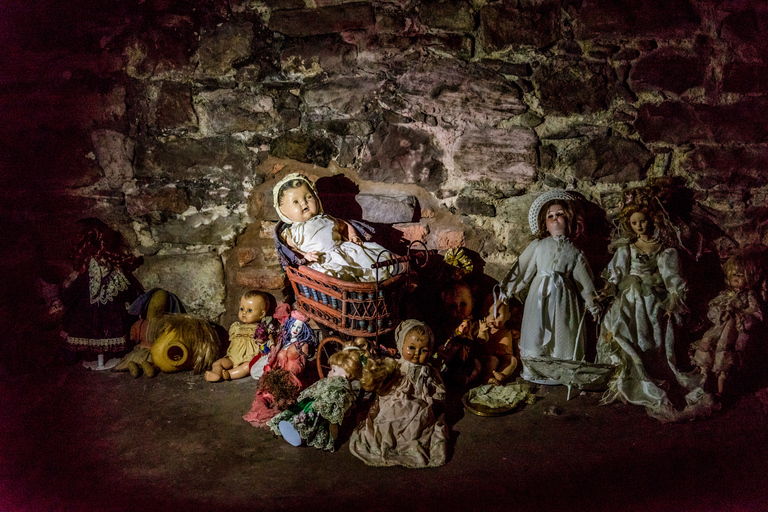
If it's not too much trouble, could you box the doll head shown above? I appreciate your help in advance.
[151,315,220,374]
[72,217,140,273]
[239,290,268,324]
[328,339,369,381]
[396,319,434,365]
[280,310,317,352]
[529,190,583,240]
[273,173,323,224]
[723,253,759,291]
[619,203,657,242]
[441,281,475,326]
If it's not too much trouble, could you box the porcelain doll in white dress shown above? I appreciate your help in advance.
[597,194,715,422]
[498,190,599,385]
[273,173,395,282]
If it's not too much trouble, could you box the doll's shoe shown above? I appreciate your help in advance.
[127,362,142,378]
[279,421,302,447]
[141,361,157,378]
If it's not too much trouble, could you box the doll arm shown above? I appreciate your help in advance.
[338,219,364,245]
[658,248,687,314]
[499,241,538,302]
[284,233,320,263]
[574,253,600,316]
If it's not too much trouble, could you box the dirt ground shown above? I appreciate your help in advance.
[2,363,768,512]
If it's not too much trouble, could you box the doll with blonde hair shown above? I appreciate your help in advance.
[268,338,399,451]
[690,251,763,396]
[597,186,714,422]
[273,173,397,282]
[205,290,278,382]
[349,320,448,468]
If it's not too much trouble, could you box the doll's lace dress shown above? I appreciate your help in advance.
[268,376,357,451]
[499,236,598,383]
[597,242,715,422]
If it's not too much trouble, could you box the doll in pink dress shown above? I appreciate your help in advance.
[349,319,448,468]
[690,251,763,397]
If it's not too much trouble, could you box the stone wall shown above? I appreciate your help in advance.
[3,0,768,366]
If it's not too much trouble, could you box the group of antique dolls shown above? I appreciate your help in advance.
[57,173,768,469]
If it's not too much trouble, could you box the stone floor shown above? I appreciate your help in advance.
[3,363,768,512]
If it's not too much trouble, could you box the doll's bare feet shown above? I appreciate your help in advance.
[222,369,231,381]
[488,378,500,386]
[205,370,221,382]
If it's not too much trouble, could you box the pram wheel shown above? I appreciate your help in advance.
[316,336,344,379]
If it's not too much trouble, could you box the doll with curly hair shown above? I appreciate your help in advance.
[268,338,399,451]
[597,187,714,422]
[690,251,763,397]
[61,218,143,369]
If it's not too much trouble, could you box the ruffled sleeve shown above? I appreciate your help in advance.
[657,248,686,312]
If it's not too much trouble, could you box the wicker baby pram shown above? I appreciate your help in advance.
[275,220,425,377]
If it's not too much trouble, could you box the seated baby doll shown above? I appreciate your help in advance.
[268,338,399,451]
[349,319,448,468]
[273,173,397,282]
[206,290,278,382]
[690,252,763,397]
[477,298,520,385]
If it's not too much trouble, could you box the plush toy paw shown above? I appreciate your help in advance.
[141,361,157,378]
[127,362,141,378]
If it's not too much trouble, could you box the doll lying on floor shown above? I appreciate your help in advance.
[268,338,399,451]
[273,173,399,282]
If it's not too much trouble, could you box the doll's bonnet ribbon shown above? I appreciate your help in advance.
[272,172,324,224]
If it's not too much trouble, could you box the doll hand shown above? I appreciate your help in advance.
[348,234,363,245]
[477,321,490,339]
[304,251,320,262]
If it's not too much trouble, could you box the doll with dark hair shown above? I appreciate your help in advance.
[349,320,448,468]
[690,251,763,397]
[597,187,715,422]
[268,338,399,451]
[497,190,598,385]
[61,218,143,369]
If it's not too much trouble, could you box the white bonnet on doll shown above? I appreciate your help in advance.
[527,189,574,235]
[395,319,434,354]
[272,173,324,224]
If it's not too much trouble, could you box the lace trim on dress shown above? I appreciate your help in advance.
[88,258,130,305]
